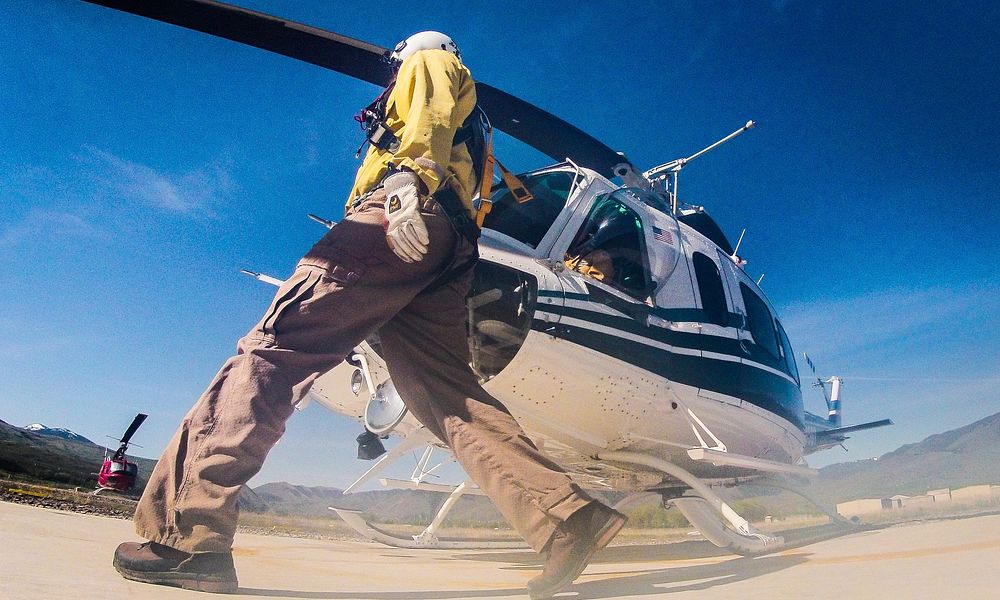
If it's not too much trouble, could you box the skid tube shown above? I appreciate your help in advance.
[332,434,528,549]
[598,451,859,556]
[598,451,784,555]
[330,478,526,549]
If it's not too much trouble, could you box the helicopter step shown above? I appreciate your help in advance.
[686,447,817,478]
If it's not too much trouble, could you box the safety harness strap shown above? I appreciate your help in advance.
[432,186,480,246]
[422,186,481,293]
[474,128,496,228]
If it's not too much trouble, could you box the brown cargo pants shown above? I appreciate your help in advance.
[133,190,593,554]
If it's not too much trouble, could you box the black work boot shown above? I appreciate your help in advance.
[113,541,238,593]
[527,502,627,600]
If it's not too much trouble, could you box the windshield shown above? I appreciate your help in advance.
[617,187,673,216]
[481,170,576,248]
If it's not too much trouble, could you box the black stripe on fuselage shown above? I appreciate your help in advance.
[542,290,719,324]
[545,295,793,376]
[532,305,804,429]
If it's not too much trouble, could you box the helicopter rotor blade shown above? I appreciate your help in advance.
[119,413,148,447]
[81,0,629,178]
[82,0,393,86]
[475,83,628,178]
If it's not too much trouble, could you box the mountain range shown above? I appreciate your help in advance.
[0,418,156,489]
[2,411,998,522]
[809,410,1000,501]
[239,481,507,525]
[23,423,95,445]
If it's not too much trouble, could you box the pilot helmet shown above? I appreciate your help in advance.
[390,31,461,64]
[571,199,637,257]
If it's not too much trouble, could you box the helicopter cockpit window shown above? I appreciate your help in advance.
[481,170,576,248]
[565,194,650,298]
[740,282,780,359]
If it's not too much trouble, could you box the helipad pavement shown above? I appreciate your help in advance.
[2,501,999,599]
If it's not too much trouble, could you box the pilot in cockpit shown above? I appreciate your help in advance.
[565,197,646,295]
[565,248,615,282]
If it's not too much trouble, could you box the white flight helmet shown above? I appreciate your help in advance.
[390,31,461,64]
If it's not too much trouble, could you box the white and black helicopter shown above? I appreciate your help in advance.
[85,0,892,555]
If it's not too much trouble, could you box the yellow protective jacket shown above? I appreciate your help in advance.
[347,49,478,217]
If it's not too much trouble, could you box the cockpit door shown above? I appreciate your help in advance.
[716,249,752,354]
[478,166,605,334]
[554,189,657,316]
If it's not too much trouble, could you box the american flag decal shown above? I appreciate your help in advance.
[652,225,674,244]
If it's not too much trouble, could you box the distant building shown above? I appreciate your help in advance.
[888,495,909,508]
[951,485,998,504]
[927,488,952,503]
[837,498,893,517]
[837,483,998,518]
[901,495,935,510]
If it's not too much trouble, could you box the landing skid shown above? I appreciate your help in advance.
[599,450,856,557]
[329,506,526,549]
[332,426,854,553]
[91,486,133,497]
[332,433,529,549]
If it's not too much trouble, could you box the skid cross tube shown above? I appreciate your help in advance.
[343,429,434,494]
[412,480,472,545]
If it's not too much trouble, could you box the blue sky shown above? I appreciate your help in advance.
[1,1,998,488]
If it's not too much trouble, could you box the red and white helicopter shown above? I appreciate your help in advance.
[95,413,147,494]
[83,0,891,554]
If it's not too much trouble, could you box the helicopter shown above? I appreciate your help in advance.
[81,0,893,554]
[95,413,147,494]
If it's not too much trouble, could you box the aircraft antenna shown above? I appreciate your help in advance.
[685,120,756,164]
[732,229,746,255]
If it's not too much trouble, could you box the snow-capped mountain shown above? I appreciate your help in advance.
[23,423,95,445]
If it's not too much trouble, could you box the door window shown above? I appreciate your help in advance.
[692,252,729,326]
[776,320,800,383]
[565,193,651,299]
[739,282,780,358]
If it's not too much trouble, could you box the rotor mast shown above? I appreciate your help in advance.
[644,120,755,214]
[111,413,147,461]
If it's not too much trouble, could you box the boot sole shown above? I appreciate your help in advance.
[528,509,628,600]
[114,561,238,593]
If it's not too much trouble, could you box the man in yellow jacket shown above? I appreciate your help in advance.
[113,32,624,600]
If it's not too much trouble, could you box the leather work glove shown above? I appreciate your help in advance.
[383,170,430,263]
